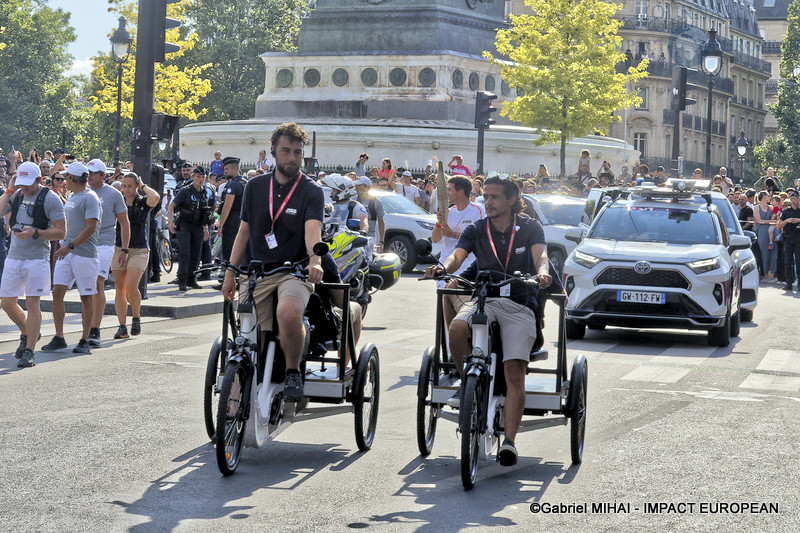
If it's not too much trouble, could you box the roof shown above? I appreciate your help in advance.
[752,0,791,20]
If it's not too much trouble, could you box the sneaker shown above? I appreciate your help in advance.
[41,336,68,352]
[283,371,304,402]
[114,325,129,339]
[88,327,101,347]
[211,283,223,291]
[15,334,28,359]
[178,284,188,291]
[188,280,202,290]
[447,388,461,408]
[72,339,91,354]
[498,438,518,466]
[17,348,35,368]
[784,283,794,291]
[768,243,774,250]
[149,274,161,283]
[131,318,141,336]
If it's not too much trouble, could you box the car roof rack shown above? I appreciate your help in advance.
[625,178,712,202]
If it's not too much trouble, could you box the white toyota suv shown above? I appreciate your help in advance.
[562,183,752,347]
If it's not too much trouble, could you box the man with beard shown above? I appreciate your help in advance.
[212,156,245,290]
[221,123,324,402]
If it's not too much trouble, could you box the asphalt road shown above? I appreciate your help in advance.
[0,274,798,532]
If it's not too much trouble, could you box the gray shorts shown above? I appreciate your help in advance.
[453,297,537,361]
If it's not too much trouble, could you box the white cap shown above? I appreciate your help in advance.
[355,176,372,187]
[65,161,88,177]
[87,158,107,174]
[15,162,41,186]
[402,170,413,177]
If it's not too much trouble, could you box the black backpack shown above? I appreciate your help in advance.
[9,187,50,230]
[348,199,378,221]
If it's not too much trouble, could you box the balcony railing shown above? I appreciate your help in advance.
[643,61,734,94]
[764,41,782,54]
[730,51,772,75]
[766,79,779,94]
[661,110,727,137]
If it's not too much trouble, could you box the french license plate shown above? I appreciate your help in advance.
[616,290,666,304]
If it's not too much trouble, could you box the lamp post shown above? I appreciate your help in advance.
[736,129,749,185]
[110,16,132,169]
[701,28,723,178]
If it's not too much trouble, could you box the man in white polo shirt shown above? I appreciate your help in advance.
[396,170,421,206]
[41,162,102,355]
[86,159,129,346]
[0,162,66,367]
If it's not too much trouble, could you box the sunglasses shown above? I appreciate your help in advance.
[52,177,65,182]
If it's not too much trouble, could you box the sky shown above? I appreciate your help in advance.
[48,0,120,77]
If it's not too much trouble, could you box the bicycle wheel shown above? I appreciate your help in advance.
[353,346,380,451]
[215,360,248,476]
[459,374,482,491]
[203,335,225,440]
[569,355,588,464]
[416,349,438,456]
[160,235,173,273]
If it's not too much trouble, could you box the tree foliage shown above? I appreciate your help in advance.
[753,134,791,185]
[179,0,307,121]
[0,0,78,152]
[769,0,800,183]
[485,0,648,176]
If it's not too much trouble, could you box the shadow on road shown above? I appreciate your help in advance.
[113,441,367,531]
[362,455,579,531]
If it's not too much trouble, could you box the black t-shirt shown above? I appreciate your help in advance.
[116,195,150,249]
[221,176,245,228]
[240,171,325,269]
[738,205,754,228]
[780,206,800,238]
[455,215,546,311]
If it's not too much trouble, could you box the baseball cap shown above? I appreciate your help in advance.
[402,170,413,177]
[15,161,41,186]
[745,189,756,198]
[355,176,372,187]
[87,158,107,174]
[65,161,88,177]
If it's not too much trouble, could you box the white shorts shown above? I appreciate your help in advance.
[0,258,51,298]
[53,254,100,295]
[97,245,115,279]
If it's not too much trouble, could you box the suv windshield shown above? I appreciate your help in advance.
[537,200,586,226]
[590,205,719,244]
[371,193,428,215]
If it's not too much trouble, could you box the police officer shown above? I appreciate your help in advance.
[213,156,245,289]
[175,160,193,188]
[167,166,215,291]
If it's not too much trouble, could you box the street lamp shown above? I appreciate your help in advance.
[736,129,749,184]
[701,28,723,177]
[110,16,132,169]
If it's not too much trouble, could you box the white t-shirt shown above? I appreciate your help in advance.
[396,182,420,203]
[332,200,368,228]
[440,201,485,284]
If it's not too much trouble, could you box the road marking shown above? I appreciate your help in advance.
[611,387,800,403]
[618,345,716,383]
[160,344,211,357]
[739,349,800,392]
[136,361,205,369]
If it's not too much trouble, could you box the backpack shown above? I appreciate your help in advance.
[9,187,50,230]
[349,199,378,221]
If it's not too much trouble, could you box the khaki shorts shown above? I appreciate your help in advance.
[239,273,313,331]
[453,297,537,361]
[111,246,150,272]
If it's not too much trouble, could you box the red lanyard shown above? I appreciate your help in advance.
[486,215,516,273]
[269,174,301,228]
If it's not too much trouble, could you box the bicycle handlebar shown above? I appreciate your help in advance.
[222,259,309,280]
[420,269,540,290]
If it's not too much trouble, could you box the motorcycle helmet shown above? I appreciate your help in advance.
[321,173,357,203]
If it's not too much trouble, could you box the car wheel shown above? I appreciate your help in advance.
[730,306,741,338]
[566,319,586,340]
[707,310,731,347]
[740,308,753,322]
[386,235,417,273]
[549,249,566,278]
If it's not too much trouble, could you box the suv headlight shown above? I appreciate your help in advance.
[573,250,601,269]
[687,257,720,274]
[741,256,756,276]
[416,220,435,230]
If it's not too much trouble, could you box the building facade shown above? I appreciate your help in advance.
[753,0,791,136]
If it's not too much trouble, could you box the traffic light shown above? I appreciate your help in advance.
[474,91,497,129]
[155,0,181,62]
[671,66,697,111]
[151,113,179,141]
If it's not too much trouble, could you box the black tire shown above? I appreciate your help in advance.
[416,349,438,456]
[386,235,417,273]
[460,374,482,491]
[215,361,248,476]
[708,310,731,347]
[587,324,606,330]
[353,346,380,451]
[203,335,225,440]
[740,307,753,323]
[549,249,566,278]
[566,319,586,340]
[730,306,741,338]
[160,236,173,273]
[569,355,588,464]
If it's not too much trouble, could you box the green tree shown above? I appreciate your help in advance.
[485,0,648,177]
[0,0,78,153]
[753,134,792,186]
[770,1,800,183]
[180,0,307,122]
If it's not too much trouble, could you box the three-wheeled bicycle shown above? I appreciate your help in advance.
[417,261,588,490]
[202,243,380,475]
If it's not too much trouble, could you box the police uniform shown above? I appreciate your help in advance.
[218,156,245,275]
[172,176,215,288]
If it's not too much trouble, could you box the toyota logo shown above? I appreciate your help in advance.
[633,261,652,274]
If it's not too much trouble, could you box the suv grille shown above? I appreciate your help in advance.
[595,267,690,290]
